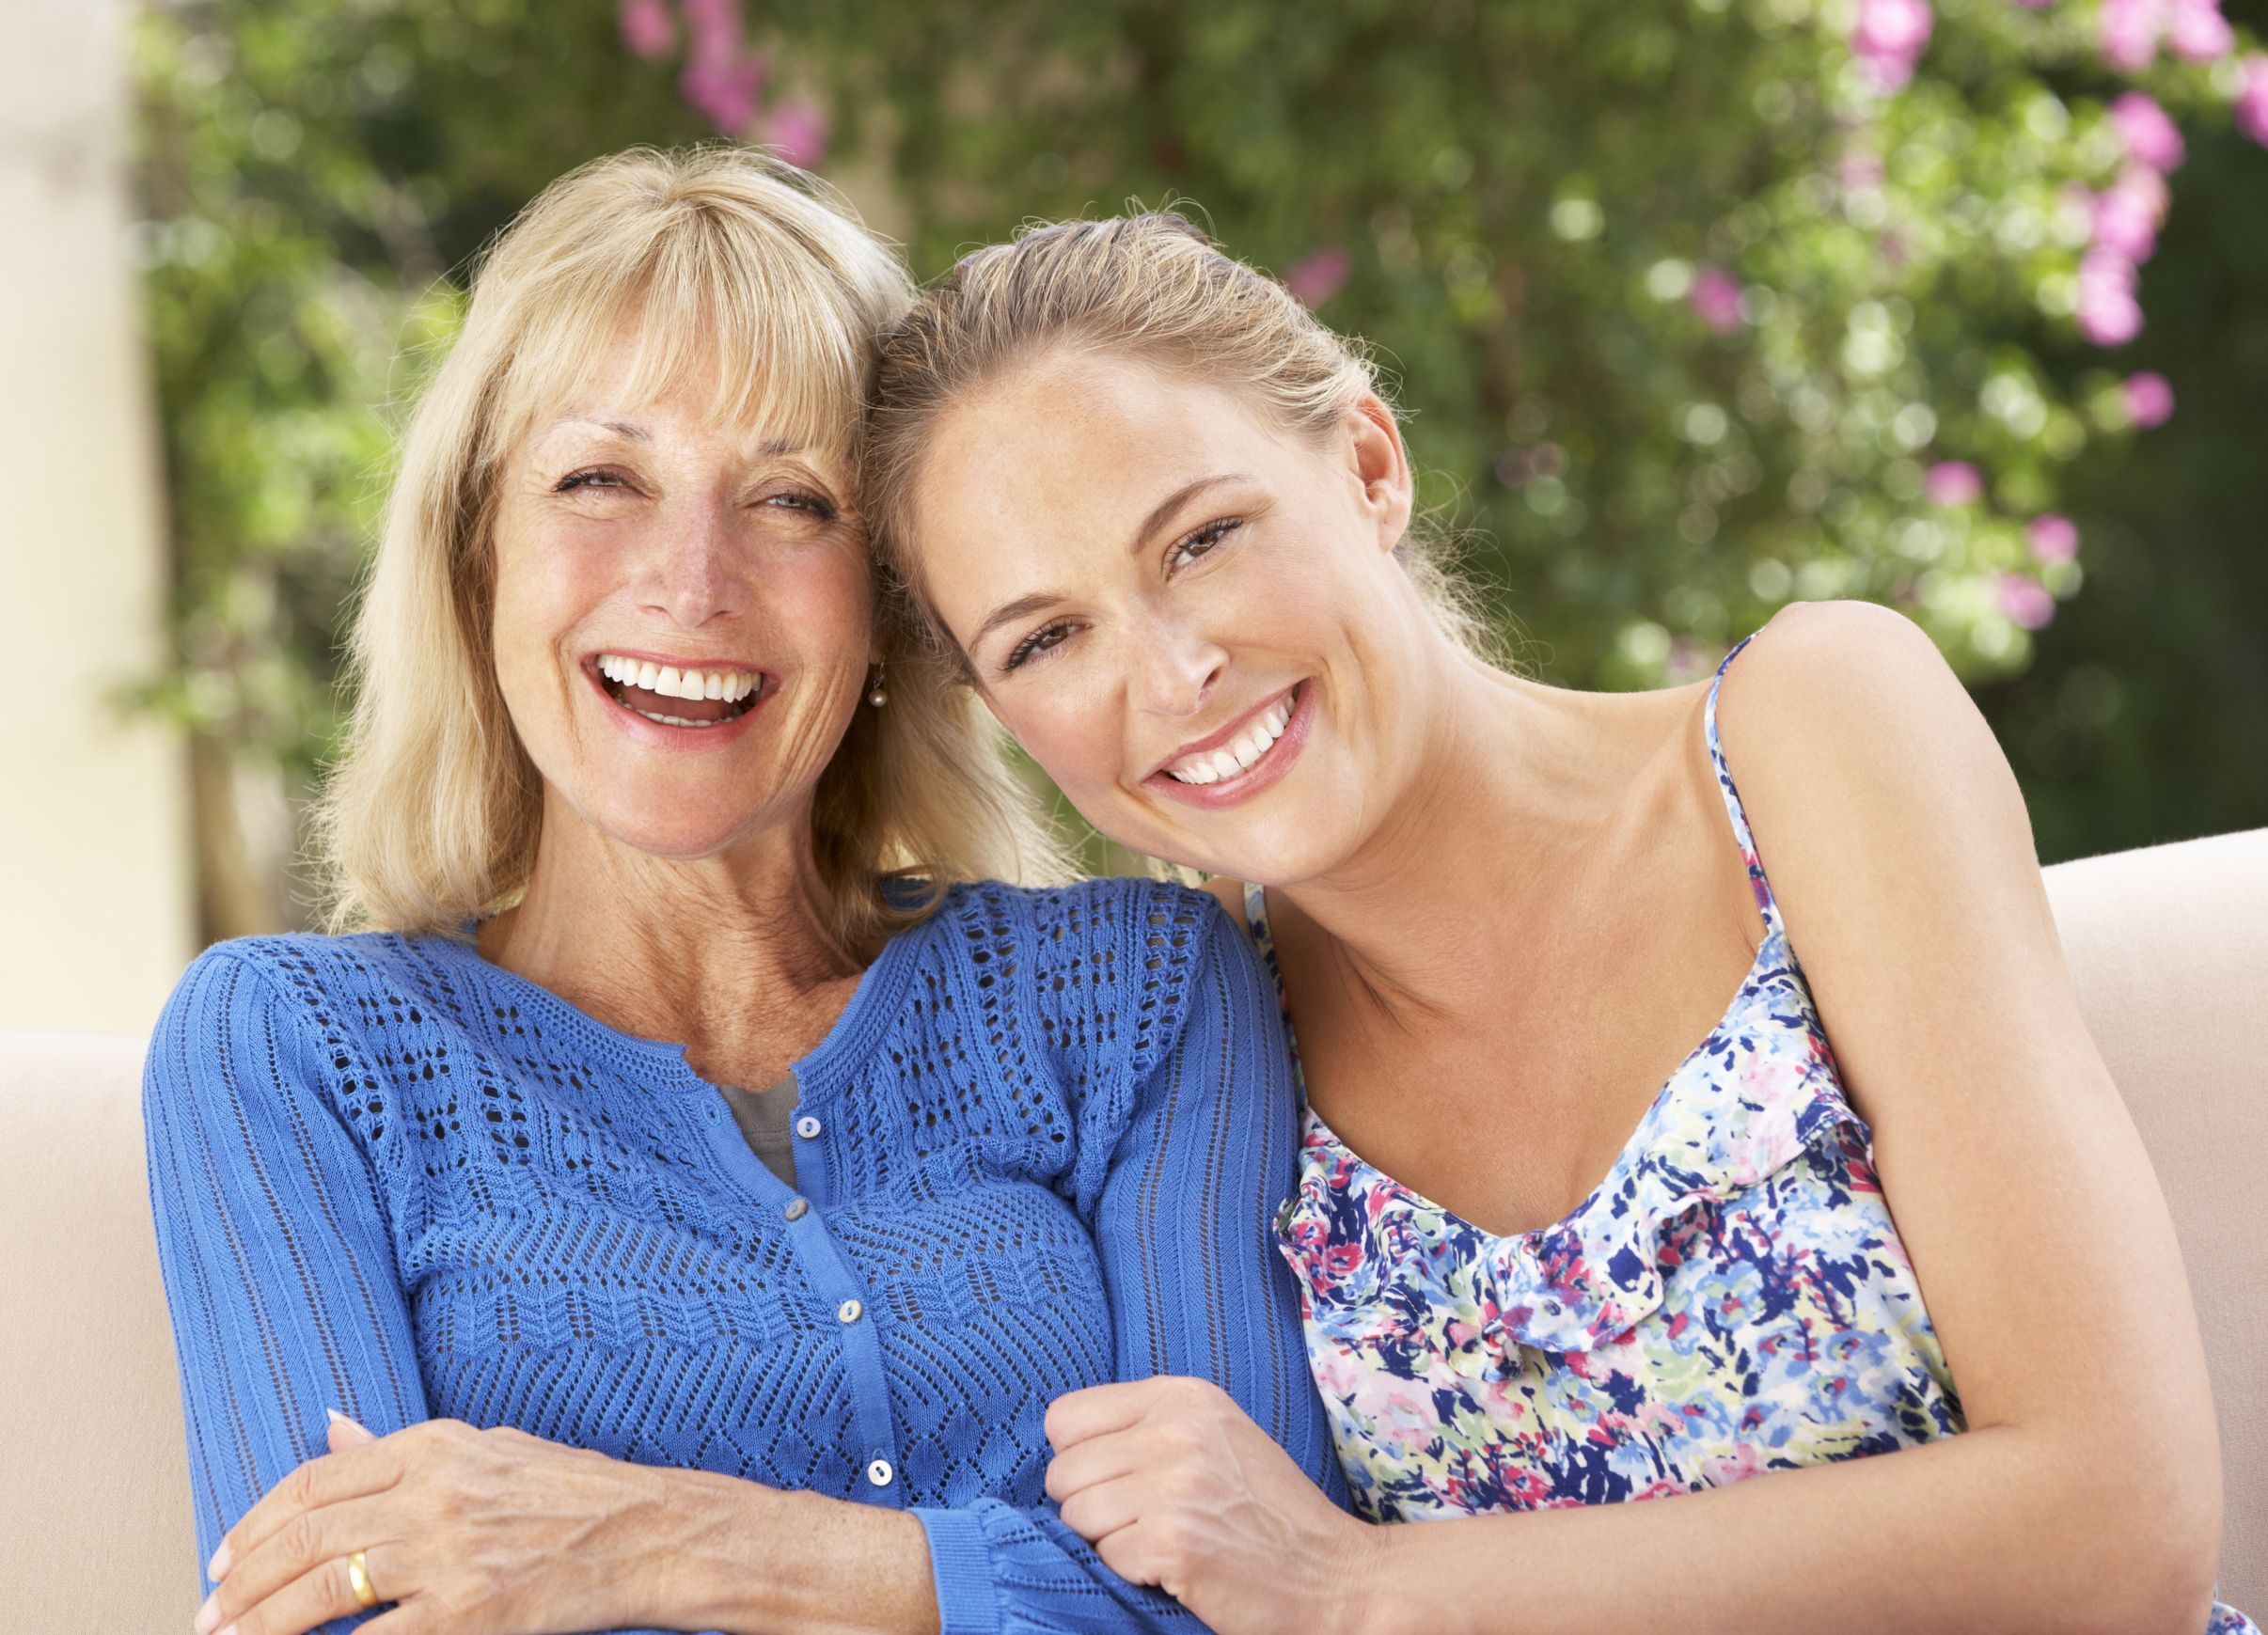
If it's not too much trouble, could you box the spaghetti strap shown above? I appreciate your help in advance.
[1238,882,1308,1106]
[1706,636,1787,941]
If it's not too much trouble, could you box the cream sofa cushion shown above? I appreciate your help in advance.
[1,831,2260,1629]
[2043,828,2267,1609]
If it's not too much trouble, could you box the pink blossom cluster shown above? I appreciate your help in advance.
[1690,265,1745,333]
[2073,91,2191,346]
[1997,518,2082,630]
[2028,514,2081,561]
[2242,56,2268,146]
[2097,0,2235,71]
[618,0,830,165]
[2123,369,2177,426]
[1926,461,1985,506]
[1283,246,1351,308]
[1851,0,1934,92]
[1997,574,2057,628]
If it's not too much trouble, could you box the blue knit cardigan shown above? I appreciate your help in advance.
[143,878,1344,1634]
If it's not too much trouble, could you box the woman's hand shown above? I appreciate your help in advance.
[194,1412,712,1635]
[1044,1377,1386,1635]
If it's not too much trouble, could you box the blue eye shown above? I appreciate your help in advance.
[556,468,628,493]
[764,491,838,521]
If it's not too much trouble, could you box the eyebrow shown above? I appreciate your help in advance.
[968,473,1255,657]
[1130,474,1251,555]
[971,590,1072,652]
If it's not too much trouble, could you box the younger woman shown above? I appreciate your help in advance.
[861,214,2251,1634]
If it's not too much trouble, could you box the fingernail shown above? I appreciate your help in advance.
[206,1540,230,1578]
[192,1597,218,1634]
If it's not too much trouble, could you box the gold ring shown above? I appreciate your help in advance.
[347,1549,378,1611]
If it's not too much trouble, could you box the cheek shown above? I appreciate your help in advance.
[992,668,1129,803]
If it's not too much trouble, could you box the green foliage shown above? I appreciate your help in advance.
[134,0,2268,865]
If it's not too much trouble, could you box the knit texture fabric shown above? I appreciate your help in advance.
[144,878,1342,1634]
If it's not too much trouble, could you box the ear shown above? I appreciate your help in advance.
[1343,393,1414,554]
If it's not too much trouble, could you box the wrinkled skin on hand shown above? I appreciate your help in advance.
[195,1412,704,1635]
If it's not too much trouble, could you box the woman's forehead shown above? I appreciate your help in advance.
[496,292,859,466]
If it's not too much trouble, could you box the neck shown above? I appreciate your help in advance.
[478,795,865,1080]
[1271,640,1629,1026]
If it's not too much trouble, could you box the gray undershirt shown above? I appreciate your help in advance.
[716,1074,800,1188]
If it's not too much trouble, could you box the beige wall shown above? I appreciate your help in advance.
[0,0,196,1033]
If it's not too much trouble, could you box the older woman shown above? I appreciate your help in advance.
[146,151,1335,1635]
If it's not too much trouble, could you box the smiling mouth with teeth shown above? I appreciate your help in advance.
[593,653,764,729]
[1163,686,1298,785]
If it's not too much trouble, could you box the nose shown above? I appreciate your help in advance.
[638,496,747,628]
[1131,620,1228,719]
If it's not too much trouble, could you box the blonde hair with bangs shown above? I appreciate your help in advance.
[864,212,1492,660]
[317,146,1071,941]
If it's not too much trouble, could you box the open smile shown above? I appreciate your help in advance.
[1142,681,1314,810]
[584,651,770,743]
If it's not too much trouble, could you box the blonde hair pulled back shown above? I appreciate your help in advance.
[863,212,1487,657]
[317,146,1068,942]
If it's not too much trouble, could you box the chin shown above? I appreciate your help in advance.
[575,786,758,863]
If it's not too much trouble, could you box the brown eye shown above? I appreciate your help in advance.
[1004,620,1079,672]
[1168,518,1241,573]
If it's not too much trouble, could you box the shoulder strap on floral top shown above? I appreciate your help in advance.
[1706,636,1788,942]
[1239,882,1307,1105]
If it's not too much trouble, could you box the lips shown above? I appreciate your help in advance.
[1142,681,1315,810]
[582,651,772,746]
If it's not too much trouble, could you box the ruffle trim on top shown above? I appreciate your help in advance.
[1277,937,1873,1370]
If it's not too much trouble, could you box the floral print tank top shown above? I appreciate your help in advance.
[1249,637,2253,1633]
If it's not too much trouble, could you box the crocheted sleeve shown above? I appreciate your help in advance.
[912,885,1347,1634]
[142,944,717,1635]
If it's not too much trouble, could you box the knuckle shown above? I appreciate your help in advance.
[280,1511,323,1564]
[282,1462,320,1511]
[1156,1511,1203,1565]
[1161,1418,1208,1460]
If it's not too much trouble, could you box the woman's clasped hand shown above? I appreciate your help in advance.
[1045,1379,1382,1635]
[194,1413,724,1635]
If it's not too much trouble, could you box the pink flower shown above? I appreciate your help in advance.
[2123,370,2176,427]
[2028,514,2081,561]
[1690,265,1745,334]
[1926,461,1984,506]
[1997,574,2056,629]
[766,98,829,168]
[2098,0,2161,71]
[1283,246,1350,308]
[2239,55,2268,148]
[618,0,676,58]
[681,55,763,132]
[681,0,744,57]
[2091,166,2169,262]
[674,0,763,132]
[2110,93,2186,172]
[2167,0,2233,59]
[1852,0,1934,90]
[2075,248,2144,346]
[1838,149,1884,193]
